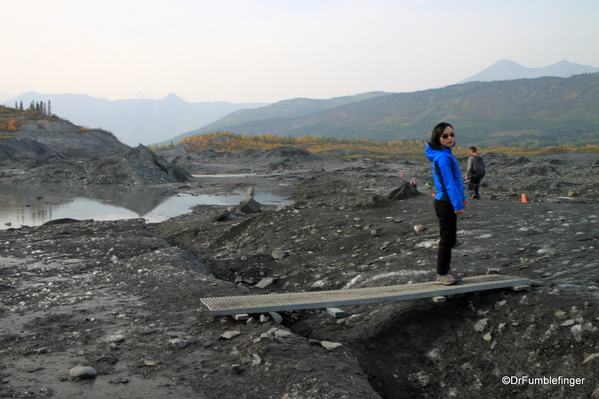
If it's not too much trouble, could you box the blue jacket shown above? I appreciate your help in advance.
[425,143,466,211]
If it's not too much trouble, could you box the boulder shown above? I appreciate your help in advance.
[240,198,262,213]
[386,182,419,200]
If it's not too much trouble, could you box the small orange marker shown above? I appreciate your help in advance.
[400,174,404,177]
[521,193,528,203]
[431,193,435,197]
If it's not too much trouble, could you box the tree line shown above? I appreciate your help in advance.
[9,100,53,116]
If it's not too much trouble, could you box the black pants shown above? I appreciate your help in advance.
[468,176,482,199]
[434,199,457,275]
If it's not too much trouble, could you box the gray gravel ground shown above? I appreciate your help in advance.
[1,149,599,399]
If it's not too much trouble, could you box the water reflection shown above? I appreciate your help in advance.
[0,176,293,229]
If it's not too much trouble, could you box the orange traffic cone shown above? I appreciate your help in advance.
[521,193,528,203]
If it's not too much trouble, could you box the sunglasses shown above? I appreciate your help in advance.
[441,132,455,139]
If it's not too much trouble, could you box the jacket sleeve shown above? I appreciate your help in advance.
[466,157,473,176]
[438,155,466,211]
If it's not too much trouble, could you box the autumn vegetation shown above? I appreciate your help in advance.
[0,103,56,133]
[151,131,599,162]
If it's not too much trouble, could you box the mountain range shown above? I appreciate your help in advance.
[176,72,599,148]
[157,91,389,147]
[2,59,598,147]
[459,59,599,84]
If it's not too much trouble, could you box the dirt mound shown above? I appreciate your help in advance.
[167,146,347,174]
[12,119,131,158]
[2,145,193,185]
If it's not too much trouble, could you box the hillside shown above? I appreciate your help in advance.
[177,73,599,148]
[5,92,268,146]
[0,105,131,159]
[159,91,389,147]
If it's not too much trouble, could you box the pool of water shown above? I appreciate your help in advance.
[0,175,293,229]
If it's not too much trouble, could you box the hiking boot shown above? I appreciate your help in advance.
[436,273,457,285]
[447,270,463,282]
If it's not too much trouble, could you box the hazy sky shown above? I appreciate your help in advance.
[2,0,598,103]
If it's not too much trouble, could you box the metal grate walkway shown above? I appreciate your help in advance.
[200,274,530,316]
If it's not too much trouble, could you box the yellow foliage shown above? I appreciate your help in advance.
[7,119,20,130]
[150,132,599,160]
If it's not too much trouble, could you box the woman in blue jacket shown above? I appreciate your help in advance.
[425,122,468,285]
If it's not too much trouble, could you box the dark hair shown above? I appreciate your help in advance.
[470,146,477,152]
[429,122,453,150]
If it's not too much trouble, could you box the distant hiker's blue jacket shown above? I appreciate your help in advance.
[425,143,466,211]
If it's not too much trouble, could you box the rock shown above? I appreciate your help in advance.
[69,366,97,380]
[143,360,160,367]
[273,328,295,338]
[220,331,241,340]
[233,314,249,321]
[214,209,231,222]
[169,338,188,349]
[561,319,576,327]
[240,198,262,213]
[413,224,426,232]
[582,353,599,364]
[271,250,288,260]
[255,277,274,289]
[295,361,312,372]
[386,182,419,200]
[321,341,344,351]
[571,324,583,342]
[269,312,283,324]
[108,334,125,343]
[474,318,489,333]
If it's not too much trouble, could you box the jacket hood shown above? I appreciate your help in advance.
[425,143,452,162]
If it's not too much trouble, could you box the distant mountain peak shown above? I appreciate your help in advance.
[460,59,599,83]
[493,59,521,66]
[162,92,186,102]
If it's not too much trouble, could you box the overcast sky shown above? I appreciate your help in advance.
[2,0,598,103]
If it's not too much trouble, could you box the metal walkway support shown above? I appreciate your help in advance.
[201,275,530,316]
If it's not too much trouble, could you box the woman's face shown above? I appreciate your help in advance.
[440,126,455,148]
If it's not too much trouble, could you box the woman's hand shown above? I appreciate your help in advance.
[455,199,469,215]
